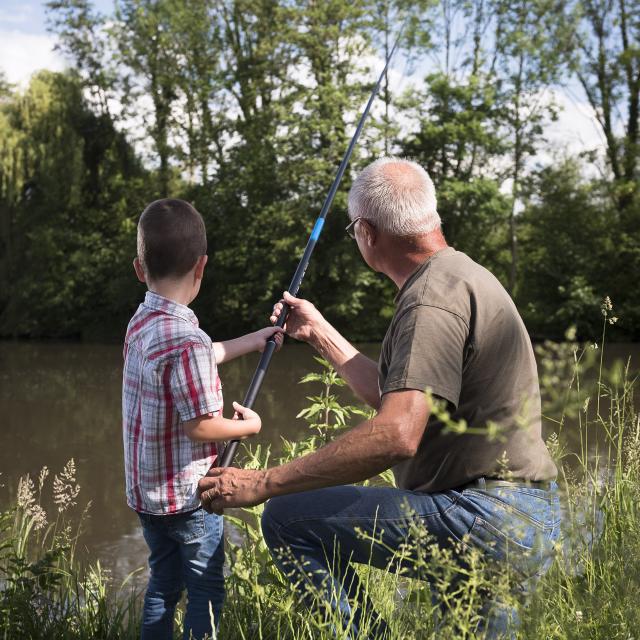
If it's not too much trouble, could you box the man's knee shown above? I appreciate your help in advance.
[262,493,317,554]
[261,495,291,552]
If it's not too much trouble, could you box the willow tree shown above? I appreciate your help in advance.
[0,72,147,338]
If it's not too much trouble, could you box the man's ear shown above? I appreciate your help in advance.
[133,257,146,283]
[361,220,377,247]
[194,255,208,281]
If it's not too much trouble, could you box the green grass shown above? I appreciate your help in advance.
[1,302,638,639]
[0,460,141,639]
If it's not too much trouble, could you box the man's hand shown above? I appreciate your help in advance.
[198,467,269,514]
[270,291,326,343]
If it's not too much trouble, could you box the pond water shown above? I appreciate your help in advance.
[0,340,637,589]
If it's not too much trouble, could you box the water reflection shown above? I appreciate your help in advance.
[0,340,378,587]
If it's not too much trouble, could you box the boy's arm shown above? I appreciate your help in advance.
[184,402,261,442]
[213,327,284,364]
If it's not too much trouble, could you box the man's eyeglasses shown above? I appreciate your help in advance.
[345,217,363,240]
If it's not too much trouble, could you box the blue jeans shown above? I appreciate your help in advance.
[261,479,561,638]
[138,508,225,640]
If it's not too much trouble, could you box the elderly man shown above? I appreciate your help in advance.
[199,157,560,637]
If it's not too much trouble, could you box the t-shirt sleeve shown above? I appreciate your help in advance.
[170,343,223,421]
[382,305,468,408]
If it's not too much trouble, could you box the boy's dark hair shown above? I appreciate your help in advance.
[138,199,207,280]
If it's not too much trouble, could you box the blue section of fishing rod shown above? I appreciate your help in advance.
[310,218,325,241]
[219,26,405,469]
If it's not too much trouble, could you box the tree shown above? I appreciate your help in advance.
[489,0,572,294]
[0,71,148,338]
[563,0,640,332]
[46,0,116,116]
[399,1,512,282]
[167,0,225,185]
[570,0,640,216]
[5,0,635,341]
[285,0,397,340]
[113,0,183,195]
[518,158,617,338]
[188,0,300,335]
[402,73,511,281]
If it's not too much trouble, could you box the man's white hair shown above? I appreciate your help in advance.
[348,157,440,236]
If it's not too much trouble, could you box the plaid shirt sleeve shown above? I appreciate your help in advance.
[170,343,223,421]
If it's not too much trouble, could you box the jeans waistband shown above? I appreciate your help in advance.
[460,477,555,492]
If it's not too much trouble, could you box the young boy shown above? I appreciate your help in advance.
[122,198,282,640]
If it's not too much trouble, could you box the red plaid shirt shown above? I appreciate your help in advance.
[122,292,222,514]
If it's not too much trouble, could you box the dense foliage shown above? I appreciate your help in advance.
[0,0,638,341]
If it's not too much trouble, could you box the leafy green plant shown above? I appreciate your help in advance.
[296,357,372,446]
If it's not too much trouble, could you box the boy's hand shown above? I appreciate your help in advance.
[253,326,284,353]
[232,401,261,435]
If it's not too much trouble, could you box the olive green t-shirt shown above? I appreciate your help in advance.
[379,247,557,493]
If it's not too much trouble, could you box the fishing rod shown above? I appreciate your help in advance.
[220,27,405,468]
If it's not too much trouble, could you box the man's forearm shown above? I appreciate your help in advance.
[198,389,429,514]
[310,319,381,410]
[263,414,403,497]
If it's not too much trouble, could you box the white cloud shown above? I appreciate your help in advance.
[544,88,606,155]
[531,87,608,179]
[0,29,66,86]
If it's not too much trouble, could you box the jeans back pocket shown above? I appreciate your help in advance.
[463,488,560,580]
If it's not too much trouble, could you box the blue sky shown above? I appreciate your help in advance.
[0,0,113,35]
[0,0,113,84]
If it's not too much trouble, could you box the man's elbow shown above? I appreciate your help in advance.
[387,424,421,462]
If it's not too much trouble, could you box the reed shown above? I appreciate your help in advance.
[0,460,141,639]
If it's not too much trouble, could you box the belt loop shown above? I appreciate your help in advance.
[477,477,486,490]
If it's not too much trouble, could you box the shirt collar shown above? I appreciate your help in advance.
[143,291,199,327]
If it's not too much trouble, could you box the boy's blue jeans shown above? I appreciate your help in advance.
[261,479,561,639]
[137,508,225,640]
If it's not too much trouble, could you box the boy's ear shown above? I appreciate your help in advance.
[194,255,208,281]
[133,258,146,283]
